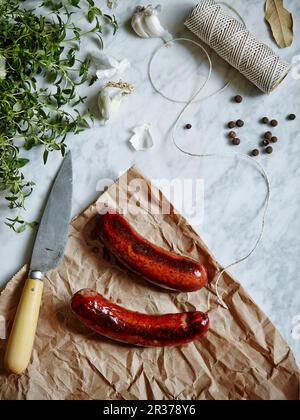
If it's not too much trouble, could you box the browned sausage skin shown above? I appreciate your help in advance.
[98,211,208,292]
[71,289,209,347]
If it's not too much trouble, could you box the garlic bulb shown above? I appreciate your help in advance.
[98,81,134,122]
[131,5,172,41]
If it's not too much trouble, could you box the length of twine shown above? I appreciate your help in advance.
[148,37,271,310]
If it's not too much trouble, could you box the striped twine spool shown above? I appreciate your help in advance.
[185,0,290,93]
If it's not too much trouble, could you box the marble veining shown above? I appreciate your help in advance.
[0,0,299,366]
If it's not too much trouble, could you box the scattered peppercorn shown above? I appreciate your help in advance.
[270,119,278,127]
[271,136,278,143]
[262,139,270,146]
[185,123,192,129]
[266,146,273,154]
[228,121,236,129]
[234,95,243,103]
[261,117,269,124]
[288,114,296,120]
[232,138,241,146]
[236,119,244,127]
[228,131,237,138]
[264,131,272,140]
[251,149,260,157]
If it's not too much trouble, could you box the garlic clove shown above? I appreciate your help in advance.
[98,95,111,121]
[131,9,150,38]
[98,81,134,122]
[131,4,172,41]
[144,9,172,41]
[98,91,123,121]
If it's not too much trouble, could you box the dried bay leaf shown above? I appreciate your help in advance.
[265,0,294,48]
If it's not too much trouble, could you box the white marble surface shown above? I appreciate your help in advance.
[0,0,300,367]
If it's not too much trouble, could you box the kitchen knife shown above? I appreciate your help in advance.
[4,151,73,375]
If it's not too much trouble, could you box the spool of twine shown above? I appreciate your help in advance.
[185,0,290,93]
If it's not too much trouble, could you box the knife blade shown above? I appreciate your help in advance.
[4,151,73,375]
[30,150,73,276]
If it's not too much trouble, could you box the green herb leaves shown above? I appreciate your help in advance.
[5,217,39,234]
[0,0,117,231]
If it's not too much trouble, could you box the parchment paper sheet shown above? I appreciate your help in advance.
[0,166,299,400]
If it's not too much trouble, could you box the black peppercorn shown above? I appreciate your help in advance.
[262,139,270,146]
[232,138,241,146]
[234,95,243,103]
[266,146,273,154]
[228,131,237,138]
[264,131,272,140]
[261,117,269,124]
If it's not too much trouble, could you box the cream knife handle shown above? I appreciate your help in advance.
[4,276,44,375]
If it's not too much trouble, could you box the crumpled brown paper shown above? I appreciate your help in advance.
[0,166,299,400]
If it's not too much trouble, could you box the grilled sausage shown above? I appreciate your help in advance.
[97,211,207,292]
[71,289,209,347]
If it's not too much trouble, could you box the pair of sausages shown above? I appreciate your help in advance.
[71,211,209,347]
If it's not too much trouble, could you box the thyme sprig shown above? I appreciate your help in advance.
[0,0,117,231]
